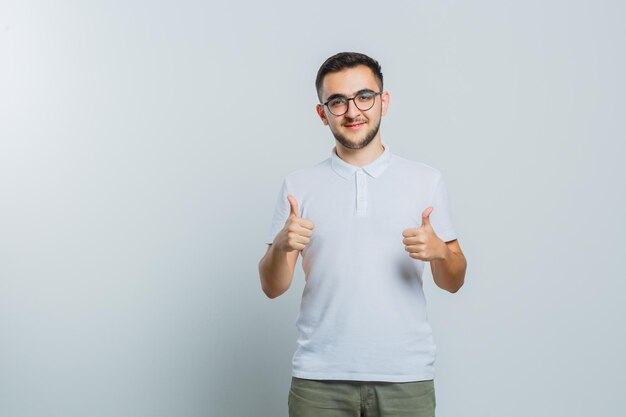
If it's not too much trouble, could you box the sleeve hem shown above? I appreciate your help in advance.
[438,230,458,242]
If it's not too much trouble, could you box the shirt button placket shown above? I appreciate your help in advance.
[356,169,367,217]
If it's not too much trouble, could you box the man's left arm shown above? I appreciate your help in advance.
[402,207,467,294]
[430,239,466,293]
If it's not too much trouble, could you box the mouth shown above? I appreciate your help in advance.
[344,121,367,130]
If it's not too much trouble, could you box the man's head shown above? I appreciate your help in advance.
[315,52,384,101]
[315,52,389,150]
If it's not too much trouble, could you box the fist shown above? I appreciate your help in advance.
[275,195,315,253]
[402,206,446,261]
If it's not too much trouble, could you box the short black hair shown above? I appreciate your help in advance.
[315,52,383,102]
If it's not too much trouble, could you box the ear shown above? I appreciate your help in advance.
[381,91,390,117]
[316,104,329,125]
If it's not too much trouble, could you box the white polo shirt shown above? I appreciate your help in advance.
[265,141,458,382]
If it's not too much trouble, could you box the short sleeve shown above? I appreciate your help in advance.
[264,177,291,244]
[428,173,458,242]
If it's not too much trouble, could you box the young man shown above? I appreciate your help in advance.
[258,52,467,417]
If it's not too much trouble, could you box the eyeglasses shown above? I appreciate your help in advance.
[322,90,383,116]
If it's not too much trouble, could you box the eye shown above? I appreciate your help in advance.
[357,92,374,102]
[329,98,346,107]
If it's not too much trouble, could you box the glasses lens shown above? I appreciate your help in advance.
[354,92,376,111]
[327,97,347,116]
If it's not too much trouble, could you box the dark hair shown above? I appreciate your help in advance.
[315,52,383,102]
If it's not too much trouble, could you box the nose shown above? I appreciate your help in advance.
[344,98,361,118]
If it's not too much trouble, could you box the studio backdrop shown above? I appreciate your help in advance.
[1,1,624,416]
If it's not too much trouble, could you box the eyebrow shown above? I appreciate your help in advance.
[324,88,376,102]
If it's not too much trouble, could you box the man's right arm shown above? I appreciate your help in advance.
[259,194,313,299]
[258,243,299,299]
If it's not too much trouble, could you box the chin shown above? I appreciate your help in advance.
[345,133,376,147]
[339,140,371,150]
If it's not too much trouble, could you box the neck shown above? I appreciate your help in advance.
[335,137,385,167]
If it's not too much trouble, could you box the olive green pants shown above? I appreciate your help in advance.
[288,376,436,417]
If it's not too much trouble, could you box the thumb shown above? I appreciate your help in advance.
[421,206,433,227]
[287,195,299,218]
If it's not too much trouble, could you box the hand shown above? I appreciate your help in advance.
[274,195,315,253]
[402,207,448,261]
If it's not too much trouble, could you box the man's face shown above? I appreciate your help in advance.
[316,65,390,150]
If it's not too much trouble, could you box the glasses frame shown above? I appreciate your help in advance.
[321,90,383,116]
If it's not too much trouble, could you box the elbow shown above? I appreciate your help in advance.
[258,263,287,299]
[262,283,287,299]
[448,273,466,294]
[262,287,276,299]
[448,260,467,294]
[437,271,465,294]
[447,283,463,294]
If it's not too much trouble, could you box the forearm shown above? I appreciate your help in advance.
[258,245,295,299]
[431,246,466,293]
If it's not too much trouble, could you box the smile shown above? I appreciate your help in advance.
[344,122,366,130]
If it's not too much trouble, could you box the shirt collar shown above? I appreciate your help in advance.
[330,142,392,180]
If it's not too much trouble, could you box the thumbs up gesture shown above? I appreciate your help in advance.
[275,195,315,253]
[402,207,447,261]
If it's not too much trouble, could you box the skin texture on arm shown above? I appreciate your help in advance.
[258,195,314,299]
[402,206,467,293]
[258,244,299,299]
[430,239,466,293]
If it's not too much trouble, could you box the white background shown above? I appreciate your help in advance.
[1,1,624,416]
